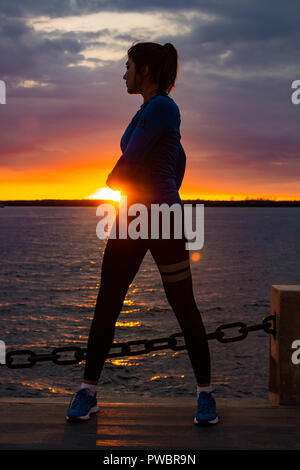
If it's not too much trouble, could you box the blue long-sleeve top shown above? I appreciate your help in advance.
[106,91,186,207]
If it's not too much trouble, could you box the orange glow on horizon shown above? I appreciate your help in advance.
[1,153,300,202]
[1,184,300,202]
[1,172,300,202]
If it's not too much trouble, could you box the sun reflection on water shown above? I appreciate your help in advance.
[107,358,141,367]
[20,381,71,395]
[115,321,141,327]
[123,299,135,306]
[150,375,185,381]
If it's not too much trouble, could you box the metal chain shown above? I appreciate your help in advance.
[2,314,276,369]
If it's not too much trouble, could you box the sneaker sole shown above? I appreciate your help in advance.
[194,415,219,425]
[66,405,99,422]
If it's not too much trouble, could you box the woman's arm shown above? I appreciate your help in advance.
[106,97,179,191]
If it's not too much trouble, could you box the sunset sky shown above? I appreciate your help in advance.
[0,1,300,201]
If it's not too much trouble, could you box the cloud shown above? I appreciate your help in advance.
[0,0,216,18]
[0,1,300,197]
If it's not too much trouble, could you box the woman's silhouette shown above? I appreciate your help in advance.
[67,42,218,425]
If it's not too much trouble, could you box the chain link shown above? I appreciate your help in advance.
[2,314,276,369]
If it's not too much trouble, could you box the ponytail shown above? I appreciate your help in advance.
[157,43,178,94]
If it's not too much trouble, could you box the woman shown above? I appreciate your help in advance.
[66,41,218,425]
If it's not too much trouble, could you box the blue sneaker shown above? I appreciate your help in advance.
[66,388,98,421]
[194,391,219,425]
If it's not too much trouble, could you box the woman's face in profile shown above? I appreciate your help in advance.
[123,56,140,95]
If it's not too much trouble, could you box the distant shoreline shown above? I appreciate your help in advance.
[1,199,300,207]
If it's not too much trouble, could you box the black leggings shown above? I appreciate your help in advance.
[84,209,211,386]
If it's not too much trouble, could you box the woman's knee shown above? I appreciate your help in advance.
[163,278,193,300]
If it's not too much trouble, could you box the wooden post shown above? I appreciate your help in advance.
[269,285,300,405]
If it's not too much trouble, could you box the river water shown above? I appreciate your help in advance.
[0,206,299,401]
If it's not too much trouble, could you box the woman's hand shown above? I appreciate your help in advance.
[106,166,141,194]
[106,172,115,189]
[106,167,131,192]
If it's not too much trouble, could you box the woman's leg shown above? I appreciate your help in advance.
[149,214,211,386]
[83,234,148,383]
[159,262,211,386]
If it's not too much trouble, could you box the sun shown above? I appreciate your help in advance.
[86,187,121,201]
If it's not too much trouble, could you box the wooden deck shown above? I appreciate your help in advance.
[0,397,299,451]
